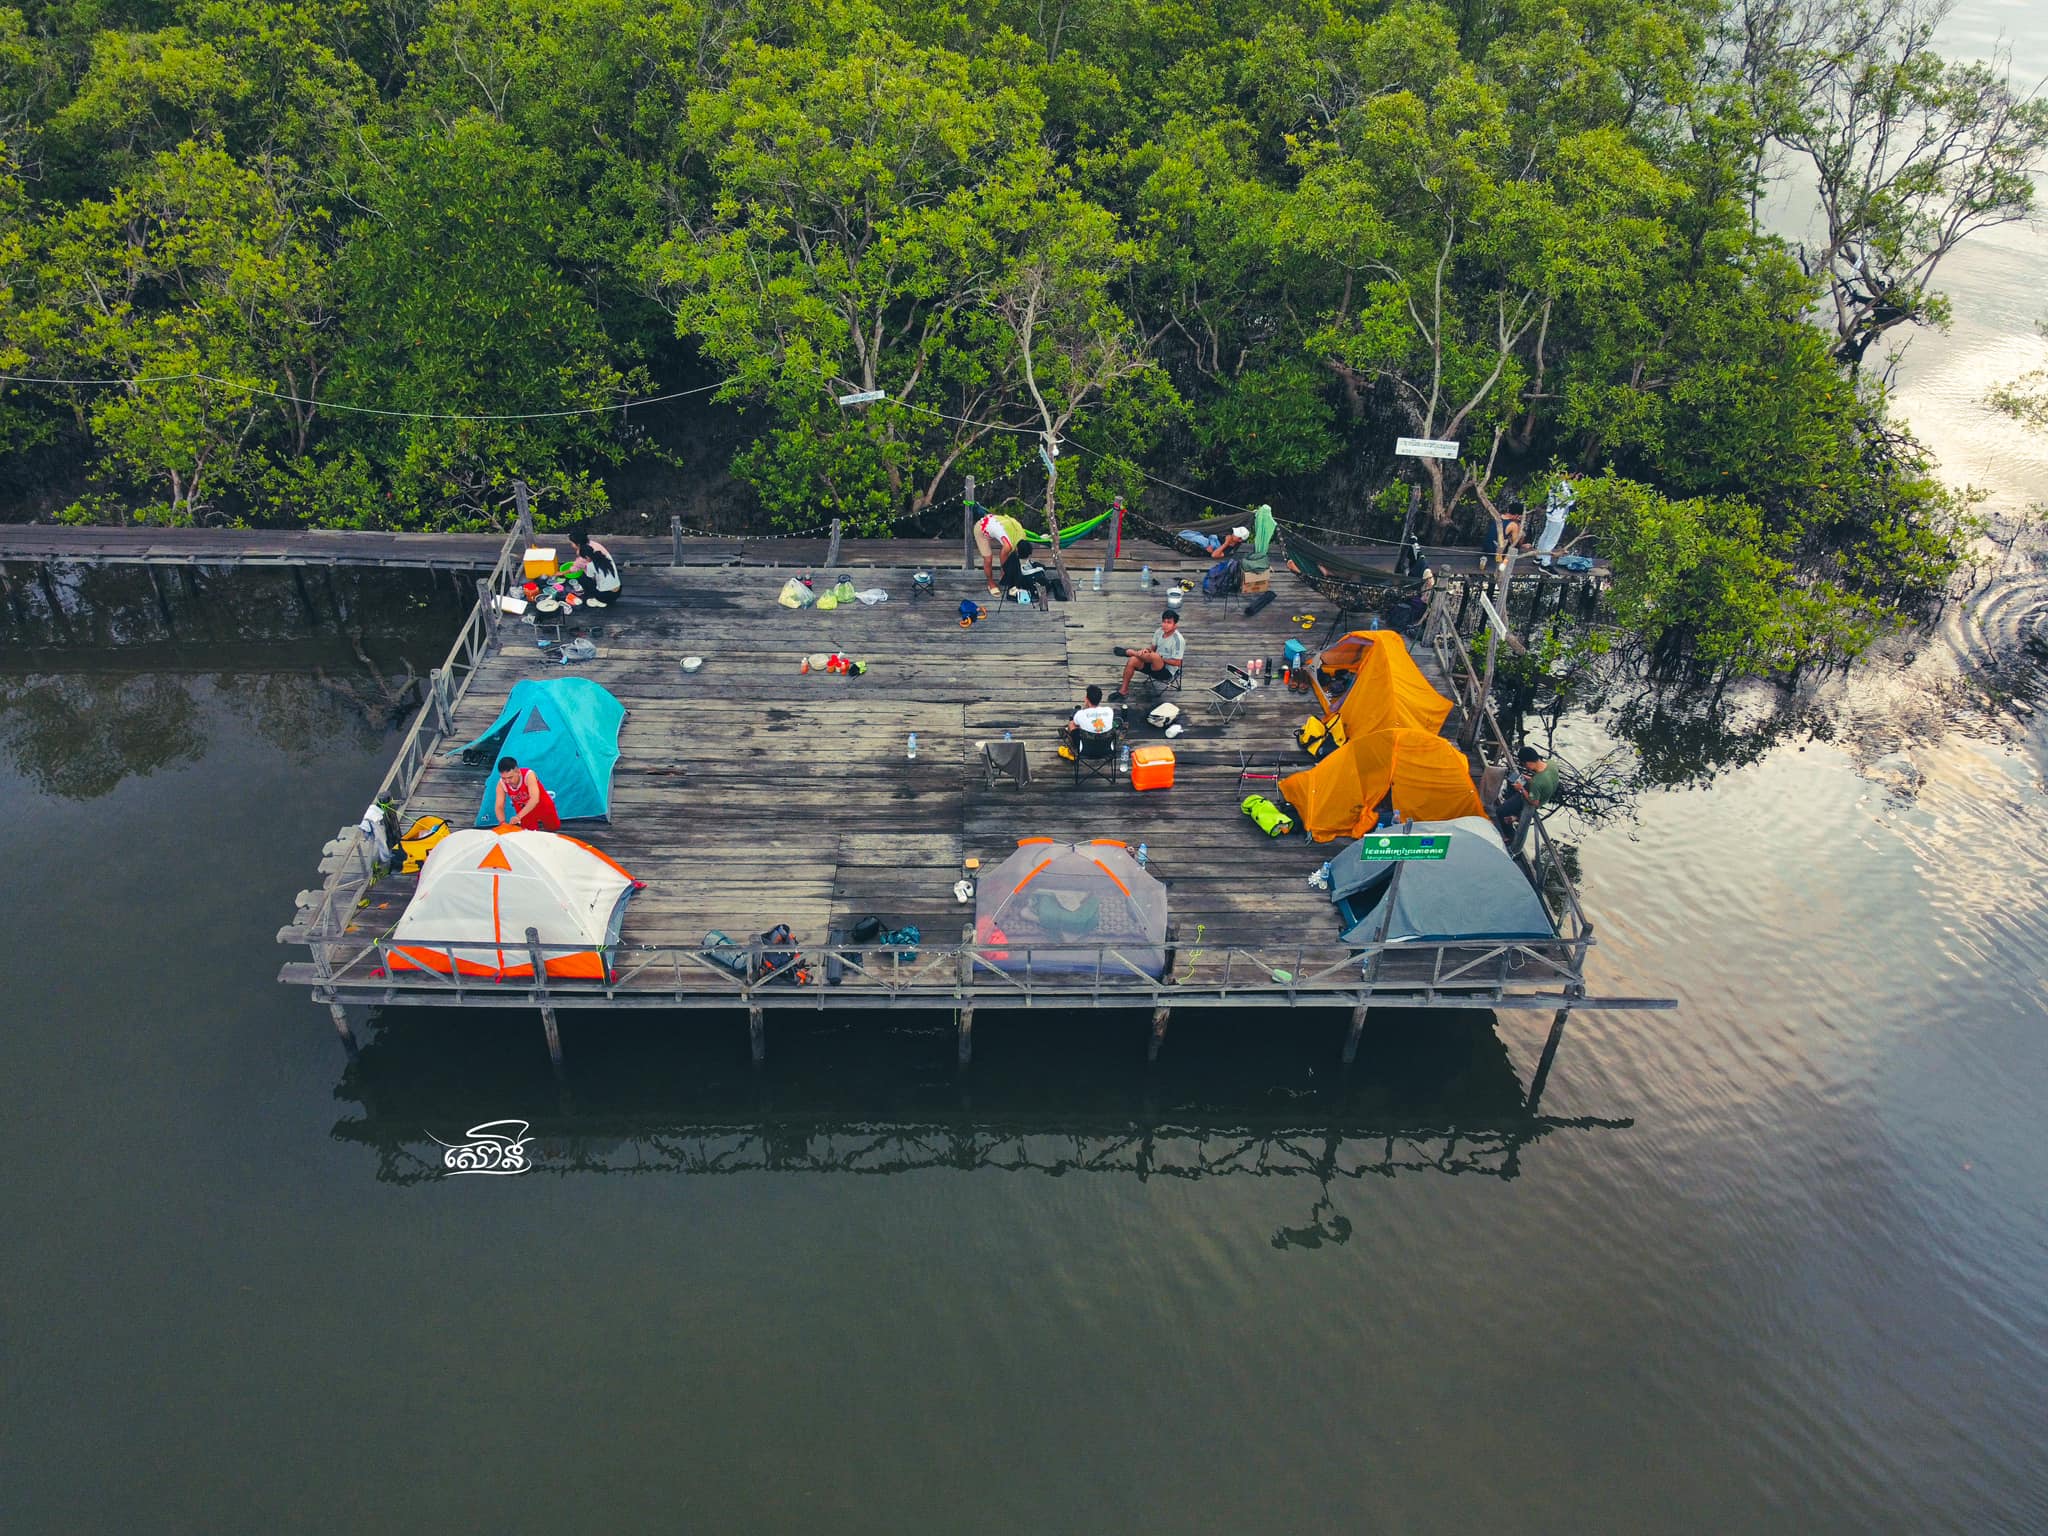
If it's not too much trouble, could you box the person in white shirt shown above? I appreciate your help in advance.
[1113,610,1185,697]
[973,510,1027,596]
[1059,684,1117,758]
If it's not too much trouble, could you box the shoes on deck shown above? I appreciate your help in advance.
[1112,646,1130,657]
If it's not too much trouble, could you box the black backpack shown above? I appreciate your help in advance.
[1202,556,1241,597]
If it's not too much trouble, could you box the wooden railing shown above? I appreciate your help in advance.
[287,926,1638,1012]
[1420,586,1591,944]
[286,498,534,956]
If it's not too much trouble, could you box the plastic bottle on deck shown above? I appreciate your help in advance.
[1139,564,1152,589]
[1118,743,1132,776]
[1092,566,1103,591]
[907,732,919,760]
[1136,843,1148,867]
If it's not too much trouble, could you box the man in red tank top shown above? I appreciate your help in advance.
[494,756,561,831]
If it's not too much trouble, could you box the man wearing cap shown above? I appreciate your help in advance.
[1496,744,1559,840]
[1213,524,1252,557]
[1112,610,1185,698]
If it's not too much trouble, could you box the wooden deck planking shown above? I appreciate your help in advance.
[317,556,1384,982]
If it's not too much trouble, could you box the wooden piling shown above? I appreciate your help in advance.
[1342,1001,1369,1065]
[670,514,683,568]
[1147,1005,1171,1062]
[328,1002,360,1056]
[526,927,563,1073]
[1526,1008,1571,1113]
[148,566,176,631]
[956,1007,974,1067]
[290,566,319,629]
[826,518,843,570]
[748,1006,765,1064]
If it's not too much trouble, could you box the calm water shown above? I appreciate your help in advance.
[9,23,2048,1533]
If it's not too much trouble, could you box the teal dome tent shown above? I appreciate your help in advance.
[453,678,625,825]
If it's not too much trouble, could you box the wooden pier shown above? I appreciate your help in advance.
[277,516,1670,1069]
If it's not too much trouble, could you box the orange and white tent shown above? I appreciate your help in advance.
[387,827,641,980]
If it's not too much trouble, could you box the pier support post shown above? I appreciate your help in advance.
[748,1006,765,1065]
[670,514,683,568]
[826,518,842,569]
[1147,1005,1171,1062]
[327,1002,359,1056]
[526,927,563,1075]
[956,1007,974,1067]
[1526,1008,1571,1114]
[150,566,177,631]
[1342,1002,1370,1065]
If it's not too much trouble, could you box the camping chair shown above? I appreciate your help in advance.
[1131,661,1184,701]
[1074,722,1121,786]
[1208,665,1254,726]
[981,738,1031,790]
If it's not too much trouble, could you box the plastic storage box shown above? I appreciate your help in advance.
[1131,745,1176,791]
[523,546,559,578]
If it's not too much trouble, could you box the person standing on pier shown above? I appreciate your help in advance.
[494,757,562,832]
[974,509,1028,596]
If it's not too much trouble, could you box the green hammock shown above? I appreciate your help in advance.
[1006,505,1115,548]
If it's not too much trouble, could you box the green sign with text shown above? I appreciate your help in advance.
[1359,833,1451,862]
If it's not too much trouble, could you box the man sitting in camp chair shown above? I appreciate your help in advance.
[1113,610,1185,700]
[1057,684,1118,761]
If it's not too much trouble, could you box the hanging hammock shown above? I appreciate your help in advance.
[1008,504,1115,548]
[1280,525,1404,604]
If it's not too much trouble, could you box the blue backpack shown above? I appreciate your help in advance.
[1202,557,1241,597]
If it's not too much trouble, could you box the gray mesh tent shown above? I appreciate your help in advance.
[975,839,1170,978]
[1329,817,1554,944]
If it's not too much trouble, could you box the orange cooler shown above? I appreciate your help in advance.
[1131,745,1175,791]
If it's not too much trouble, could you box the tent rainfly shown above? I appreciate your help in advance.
[1280,727,1486,842]
[1307,629,1454,741]
[1328,817,1555,945]
[974,839,1170,978]
[454,677,625,826]
[387,827,641,980]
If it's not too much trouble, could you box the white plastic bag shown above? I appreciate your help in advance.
[856,588,889,605]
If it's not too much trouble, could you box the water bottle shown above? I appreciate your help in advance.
[1003,730,1012,743]
[1136,842,1149,868]
[907,732,918,760]
[1118,743,1131,776]
[1091,565,1102,591]
[1140,563,1152,589]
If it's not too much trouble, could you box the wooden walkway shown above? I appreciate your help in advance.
[0,520,1594,584]
[277,520,1669,1070]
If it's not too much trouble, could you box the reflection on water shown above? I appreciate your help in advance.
[334,1008,1631,1201]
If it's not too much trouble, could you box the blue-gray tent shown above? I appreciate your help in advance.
[454,678,625,826]
[1329,817,1554,944]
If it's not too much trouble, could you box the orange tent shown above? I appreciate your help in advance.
[1307,630,1454,739]
[1279,727,1486,842]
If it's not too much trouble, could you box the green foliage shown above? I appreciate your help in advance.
[0,0,2007,675]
